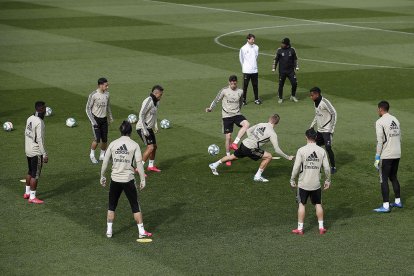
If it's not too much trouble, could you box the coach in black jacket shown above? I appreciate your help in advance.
[272,38,299,104]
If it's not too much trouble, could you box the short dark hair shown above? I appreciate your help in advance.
[270,113,280,125]
[152,85,164,93]
[310,87,321,94]
[229,75,238,82]
[35,101,45,111]
[246,33,255,39]
[378,101,390,112]
[119,121,132,136]
[305,128,317,140]
[98,77,108,85]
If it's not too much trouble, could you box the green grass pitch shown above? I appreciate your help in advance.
[1,0,414,274]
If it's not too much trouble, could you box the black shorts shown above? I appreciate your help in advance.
[137,128,156,145]
[222,115,247,134]
[27,155,43,179]
[92,116,108,143]
[298,188,322,205]
[234,143,264,161]
[316,132,333,147]
[108,179,140,213]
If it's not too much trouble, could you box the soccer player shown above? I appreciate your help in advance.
[239,33,261,105]
[309,87,337,174]
[136,85,164,172]
[272,37,299,104]
[100,121,152,239]
[373,101,402,213]
[24,101,48,204]
[86,77,113,164]
[206,75,250,166]
[290,128,331,235]
[209,114,294,182]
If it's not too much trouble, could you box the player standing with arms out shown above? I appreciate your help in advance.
[309,87,337,174]
[373,101,402,213]
[24,101,48,204]
[209,114,294,182]
[239,33,262,105]
[206,75,250,166]
[136,85,163,172]
[272,38,299,104]
[290,128,331,235]
[86,77,113,164]
[100,121,152,239]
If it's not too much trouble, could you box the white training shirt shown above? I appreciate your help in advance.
[209,86,244,119]
[239,43,259,74]
[25,115,47,157]
[375,113,401,159]
[310,97,337,133]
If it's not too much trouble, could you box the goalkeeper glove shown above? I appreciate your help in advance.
[374,154,380,170]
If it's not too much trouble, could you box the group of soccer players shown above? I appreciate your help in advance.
[22,34,402,237]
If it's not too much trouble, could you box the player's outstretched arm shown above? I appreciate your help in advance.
[206,89,224,112]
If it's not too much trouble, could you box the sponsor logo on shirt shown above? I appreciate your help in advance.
[305,151,320,169]
[115,144,129,155]
[390,121,398,130]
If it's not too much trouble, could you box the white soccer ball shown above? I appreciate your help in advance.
[66,118,77,127]
[45,107,52,117]
[127,114,137,124]
[208,144,220,156]
[3,121,13,132]
[160,119,170,129]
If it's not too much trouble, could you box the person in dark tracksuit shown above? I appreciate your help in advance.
[272,38,299,104]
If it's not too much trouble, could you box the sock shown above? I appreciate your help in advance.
[233,137,240,145]
[395,198,401,204]
[298,222,304,230]
[226,152,230,156]
[148,160,154,167]
[25,186,30,194]
[107,222,113,233]
[100,150,105,157]
[214,160,222,167]
[29,190,36,200]
[142,161,145,165]
[318,221,324,229]
[255,168,264,178]
[137,223,145,235]
[90,149,95,157]
[383,202,390,209]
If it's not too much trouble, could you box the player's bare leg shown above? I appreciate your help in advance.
[292,203,305,235]
[316,204,326,234]
[23,174,31,199]
[209,154,238,175]
[90,140,99,164]
[254,152,272,182]
[225,133,232,166]
[231,120,249,150]
[146,144,160,172]
[134,212,152,238]
[106,210,115,237]
[28,177,43,204]
[99,142,108,161]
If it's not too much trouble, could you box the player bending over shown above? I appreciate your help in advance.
[24,101,48,204]
[209,114,294,182]
[206,75,250,166]
[100,121,152,239]
[290,128,331,235]
[136,85,164,172]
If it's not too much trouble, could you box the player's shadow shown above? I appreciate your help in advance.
[323,203,354,229]
[335,150,356,168]
[40,174,97,200]
[159,154,198,170]
[115,202,186,235]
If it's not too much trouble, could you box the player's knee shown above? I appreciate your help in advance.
[148,144,157,151]
[243,121,250,129]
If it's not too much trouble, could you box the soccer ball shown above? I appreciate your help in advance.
[127,114,137,124]
[208,144,219,156]
[3,121,13,131]
[160,119,170,129]
[45,107,52,117]
[66,118,77,127]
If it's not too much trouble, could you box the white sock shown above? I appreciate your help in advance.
[255,168,264,178]
[25,186,30,194]
[233,137,240,144]
[30,190,36,200]
[142,161,145,165]
[137,223,145,235]
[107,222,113,233]
[213,160,222,167]
[148,160,154,167]
[298,222,304,230]
[226,152,230,156]
[395,198,401,204]
[383,202,390,209]
[318,220,324,229]
[90,149,95,157]
[100,150,105,157]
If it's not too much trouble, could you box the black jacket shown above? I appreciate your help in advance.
[272,46,298,74]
